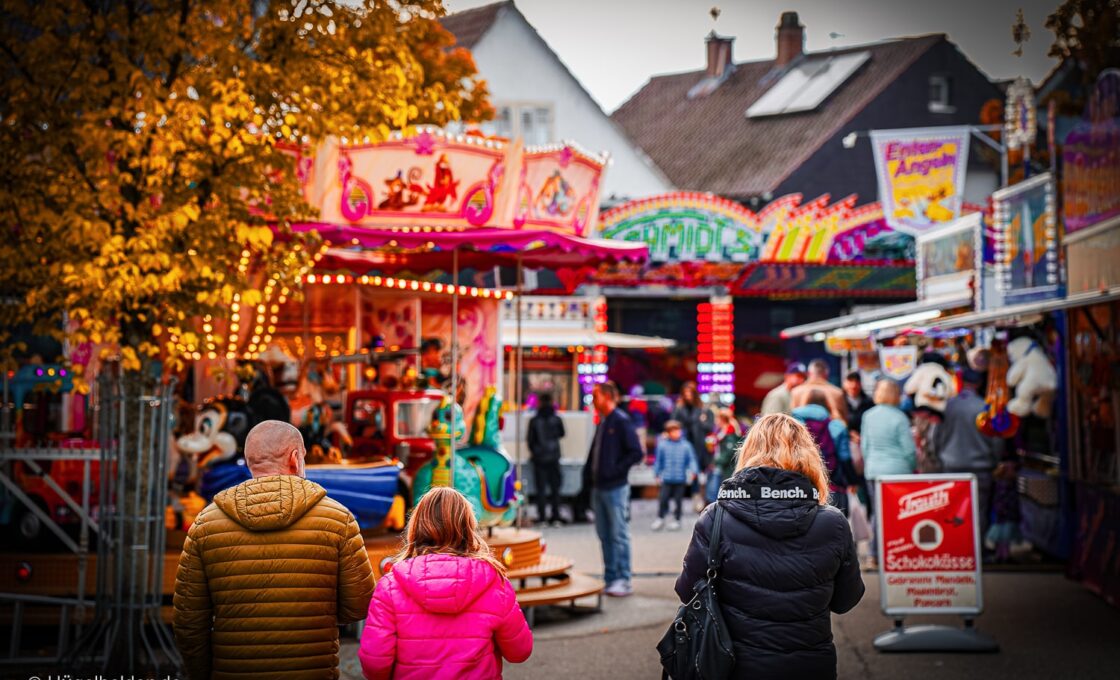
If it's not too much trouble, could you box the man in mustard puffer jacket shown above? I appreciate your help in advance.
[173,420,375,680]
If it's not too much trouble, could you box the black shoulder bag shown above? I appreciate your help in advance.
[656,504,735,680]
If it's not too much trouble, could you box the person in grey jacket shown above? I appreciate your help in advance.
[935,369,1003,540]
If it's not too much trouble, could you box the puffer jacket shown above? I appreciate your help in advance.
[675,466,864,680]
[358,553,532,679]
[173,475,375,680]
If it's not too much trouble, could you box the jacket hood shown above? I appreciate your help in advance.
[213,474,326,531]
[791,404,830,421]
[716,466,820,540]
[392,553,500,615]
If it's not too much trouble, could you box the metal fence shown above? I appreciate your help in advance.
[0,369,180,674]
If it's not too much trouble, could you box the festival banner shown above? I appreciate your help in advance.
[879,345,918,380]
[992,172,1060,304]
[877,475,983,615]
[871,127,971,236]
[1062,69,1120,234]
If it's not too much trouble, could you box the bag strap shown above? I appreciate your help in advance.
[706,504,725,576]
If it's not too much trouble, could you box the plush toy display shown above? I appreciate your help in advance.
[977,344,1021,438]
[903,360,957,413]
[1006,336,1058,418]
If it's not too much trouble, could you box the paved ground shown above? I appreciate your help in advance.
[341,499,1120,680]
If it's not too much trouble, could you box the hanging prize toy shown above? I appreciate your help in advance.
[976,343,1020,438]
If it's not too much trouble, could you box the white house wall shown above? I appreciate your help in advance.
[469,9,672,201]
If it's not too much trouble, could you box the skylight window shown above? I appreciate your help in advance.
[746,51,871,118]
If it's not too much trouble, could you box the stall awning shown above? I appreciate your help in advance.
[929,286,1120,330]
[780,294,973,339]
[289,224,649,270]
[500,327,675,350]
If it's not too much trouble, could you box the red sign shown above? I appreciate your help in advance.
[877,475,983,615]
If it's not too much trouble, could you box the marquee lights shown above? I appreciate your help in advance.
[697,300,735,405]
[300,273,514,300]
[577,300,610,408]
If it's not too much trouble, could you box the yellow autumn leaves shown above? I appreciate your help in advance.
[0,0,492,373]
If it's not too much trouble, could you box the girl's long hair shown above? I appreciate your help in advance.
[735,413,830,505]
[394,486,507,575]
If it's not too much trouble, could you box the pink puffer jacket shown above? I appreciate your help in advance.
[359,553,533,679]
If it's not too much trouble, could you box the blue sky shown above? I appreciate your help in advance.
[445,0,1062,112]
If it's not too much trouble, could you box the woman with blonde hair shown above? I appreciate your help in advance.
[359,487,532,679]
[859,378,916,566]
[674,413,864,679]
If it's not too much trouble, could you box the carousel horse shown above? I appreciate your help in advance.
[412,388,520,527]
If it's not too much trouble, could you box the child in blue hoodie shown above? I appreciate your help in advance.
[652,420,699,530]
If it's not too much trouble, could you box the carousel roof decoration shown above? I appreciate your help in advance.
[592,191,916,298]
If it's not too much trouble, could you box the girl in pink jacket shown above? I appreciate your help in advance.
[359,487,533,679]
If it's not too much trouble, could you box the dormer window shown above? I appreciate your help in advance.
[929,75,955,113]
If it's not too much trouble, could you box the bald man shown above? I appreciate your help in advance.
[174,420,374,680]
[789,359,849,421]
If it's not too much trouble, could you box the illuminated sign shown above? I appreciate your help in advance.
[697,299,734,405]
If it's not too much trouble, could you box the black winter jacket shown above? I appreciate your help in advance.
[581,408,643,491]
[675,466,865,680]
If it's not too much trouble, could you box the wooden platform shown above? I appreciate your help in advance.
[515,571,604,626]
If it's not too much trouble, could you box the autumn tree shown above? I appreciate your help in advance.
[0,0,491,374]
[1046,0,1120,84]
[0,0,490,672]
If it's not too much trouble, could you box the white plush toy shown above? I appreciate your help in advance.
[903,361,957,413]
[1006,337,1058,418]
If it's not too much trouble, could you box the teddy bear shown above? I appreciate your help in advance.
[903,358,958,413]
[1006,336,1058,418]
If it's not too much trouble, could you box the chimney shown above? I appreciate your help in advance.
[705,32,735,80]
[775,11,804,66]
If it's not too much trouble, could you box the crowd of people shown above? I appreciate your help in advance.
[172,356,1011,679]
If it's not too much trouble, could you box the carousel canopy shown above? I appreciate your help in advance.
[296,225,648,272]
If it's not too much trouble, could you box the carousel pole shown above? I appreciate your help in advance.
[450,247,460,431]
[514,253,524,530]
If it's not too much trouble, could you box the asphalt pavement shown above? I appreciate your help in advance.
[341,498,1120,680]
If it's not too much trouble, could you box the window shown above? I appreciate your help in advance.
[479,103,553,145]
[521,106,552,146]
[929,76,954,113]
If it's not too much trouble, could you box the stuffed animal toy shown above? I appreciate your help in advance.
[903,360,957,413]
[1006,336,1058,418]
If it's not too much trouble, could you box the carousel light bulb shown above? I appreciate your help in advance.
[207,351,217,359]
[307,274,317,284]
[202,323,212,333]
[251,335,260,343]
[422,282,431,291]
[226,351,236,359]
[230,323,239,332]
[231,302,240,311]
[267,325,276,334]
[410,281,419,291]
[360,276,369,285]
[458,286,467,295]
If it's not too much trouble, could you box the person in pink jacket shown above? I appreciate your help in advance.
[359,486,533,679]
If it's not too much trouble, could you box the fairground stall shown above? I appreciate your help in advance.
[778,70,1120,606]
[497,294,674,494]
